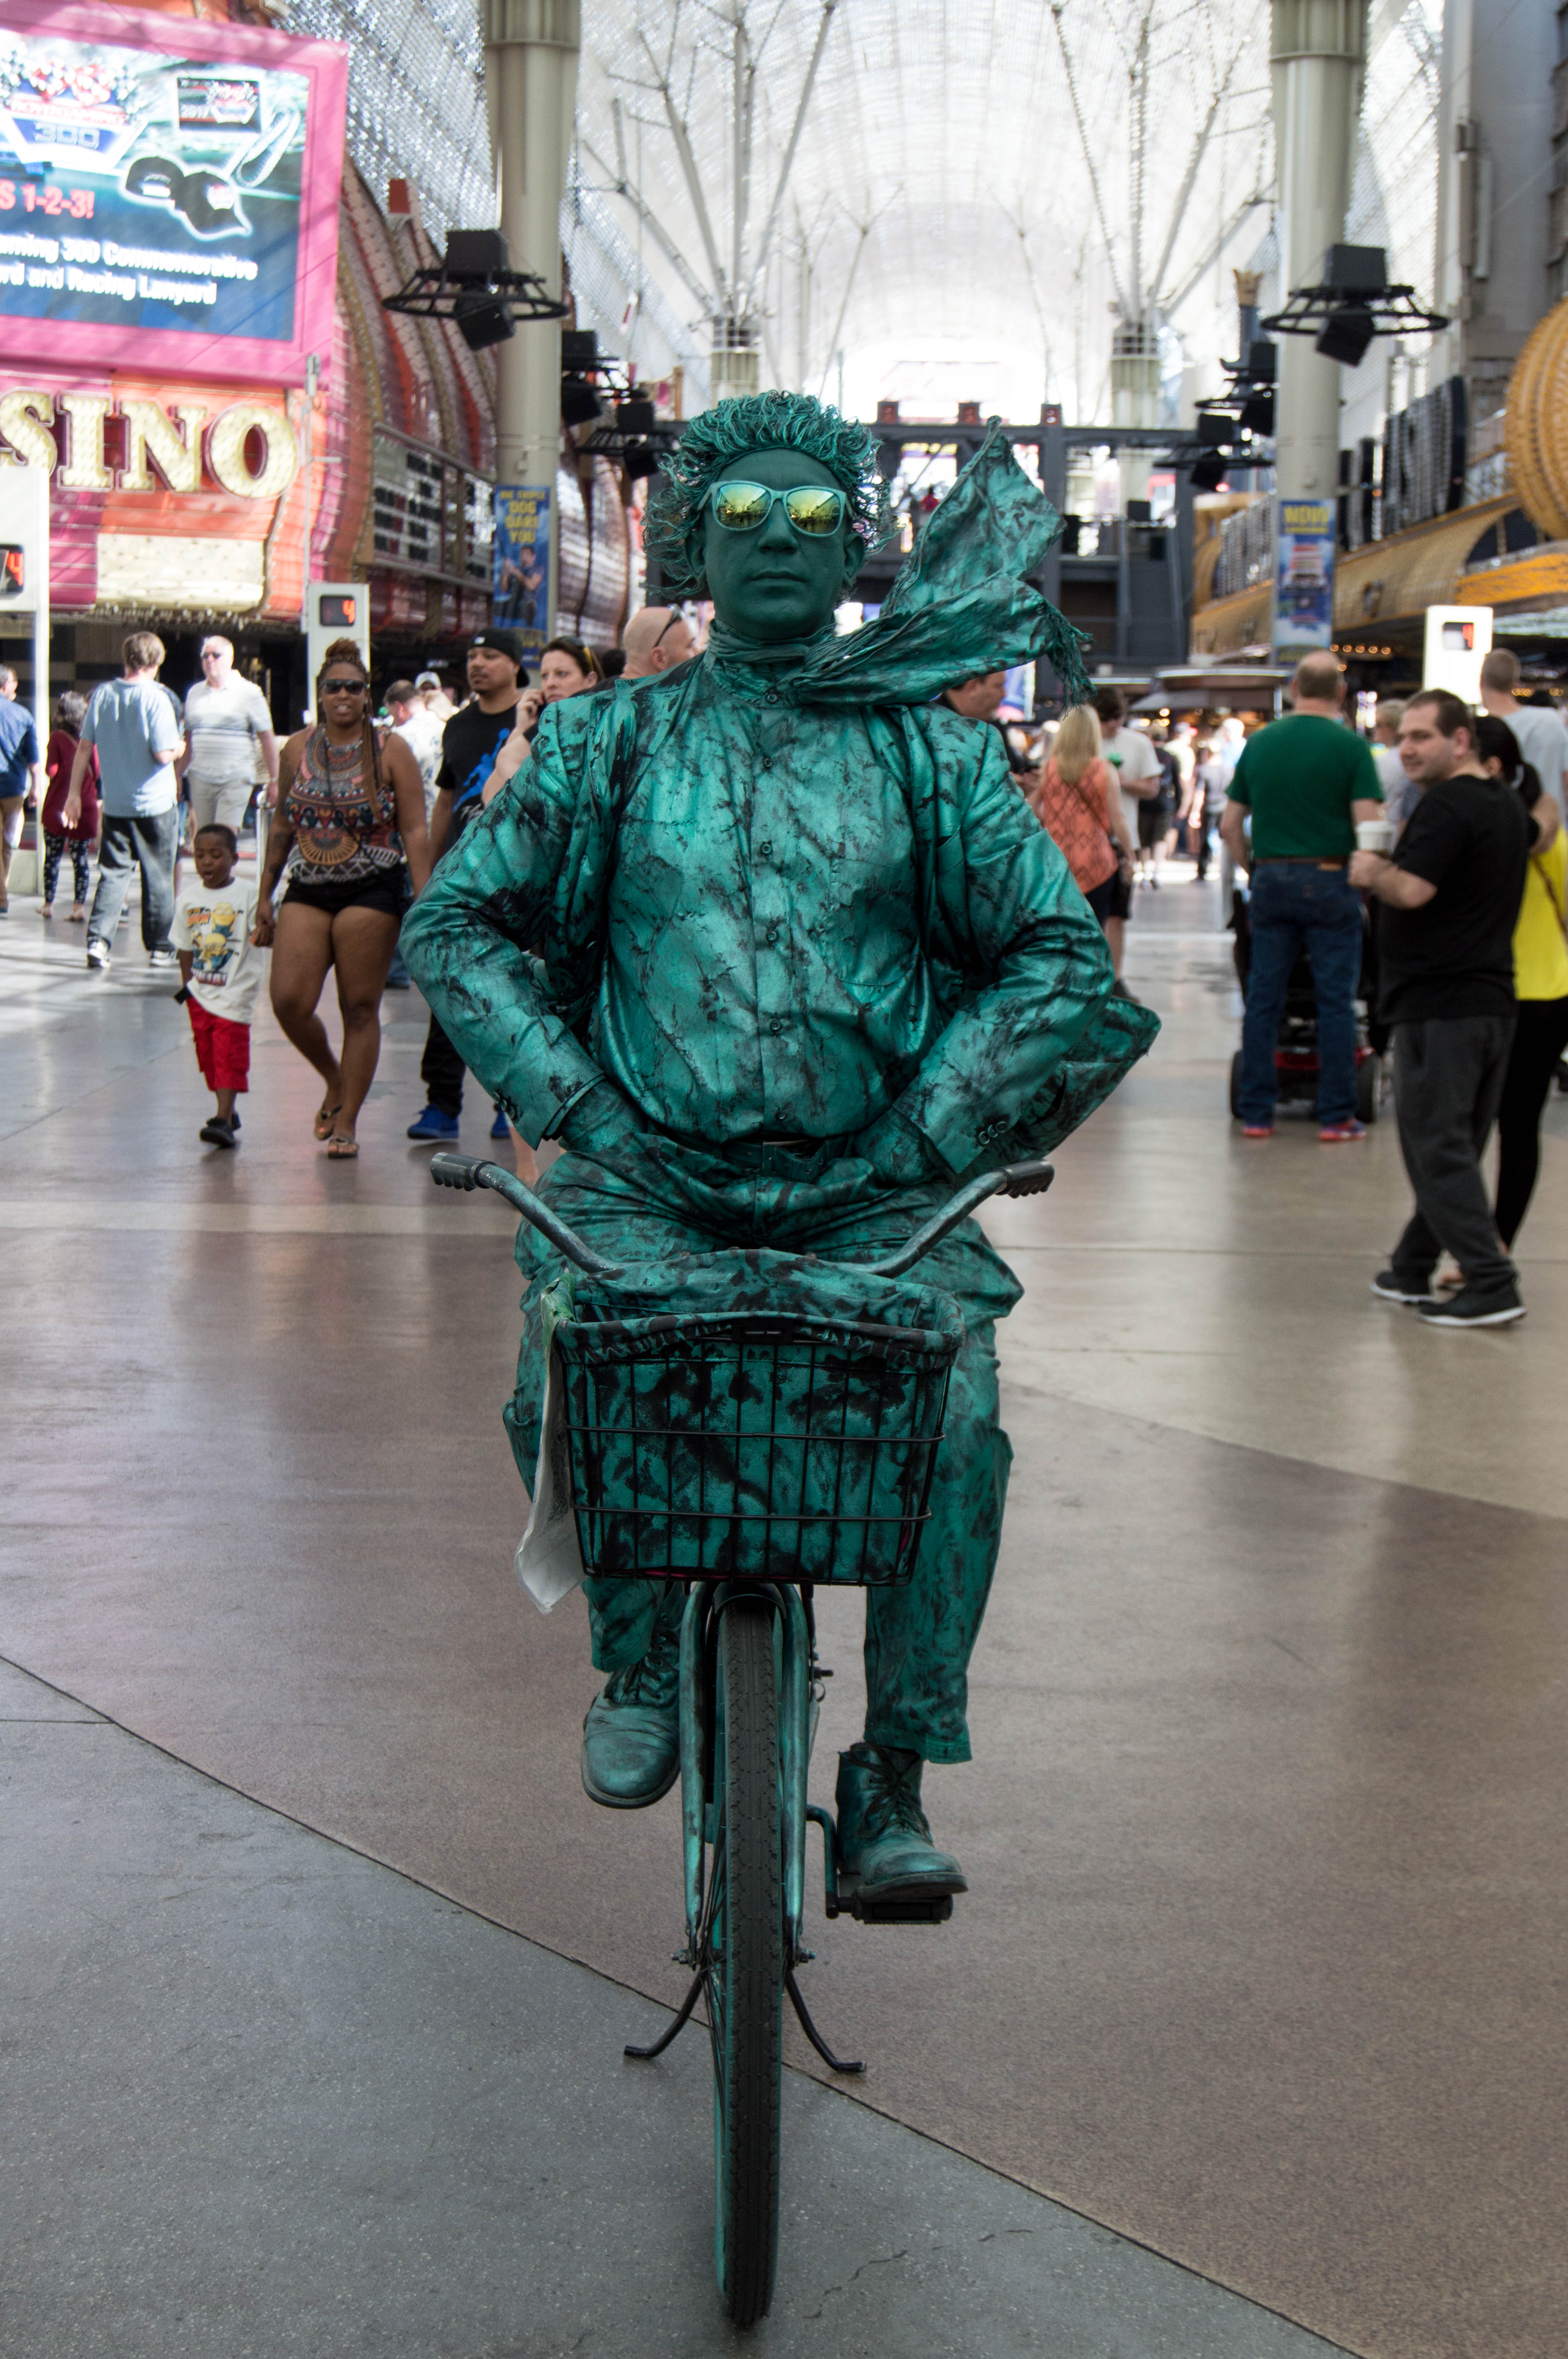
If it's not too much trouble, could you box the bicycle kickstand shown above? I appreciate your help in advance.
[624,1966,706,2062]
[785,1968,864,2075]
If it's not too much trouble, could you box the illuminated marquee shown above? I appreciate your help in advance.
[0,385,296,496]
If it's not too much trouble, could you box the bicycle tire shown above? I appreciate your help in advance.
[709,1597,783,2326]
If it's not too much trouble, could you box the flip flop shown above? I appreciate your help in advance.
[325,1133,359,1158]
[313,1101,343,1140]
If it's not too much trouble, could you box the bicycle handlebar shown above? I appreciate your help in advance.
[853,1158,1054,1278]
[430,1153,629,1278]
[429,1151,1053,1285]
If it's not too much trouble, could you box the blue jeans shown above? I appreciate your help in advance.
[1238,863,1363,1125]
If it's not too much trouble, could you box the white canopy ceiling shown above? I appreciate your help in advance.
[285,0,1442,430]
[574,0,1275,419]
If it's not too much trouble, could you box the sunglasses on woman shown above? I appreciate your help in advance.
[704,481,847,537]
[321,676,367,695]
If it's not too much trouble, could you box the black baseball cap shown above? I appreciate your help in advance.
[468,628,526,672]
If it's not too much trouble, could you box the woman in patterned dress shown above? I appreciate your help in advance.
[254,641,430,1158]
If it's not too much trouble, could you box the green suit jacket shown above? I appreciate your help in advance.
[402,643,1156,1172]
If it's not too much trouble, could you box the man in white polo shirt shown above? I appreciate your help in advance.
[180,636,277,839]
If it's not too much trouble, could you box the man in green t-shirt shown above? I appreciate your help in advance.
[1220,654,1385,1138]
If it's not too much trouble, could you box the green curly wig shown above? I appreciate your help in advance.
[644,390,893,594]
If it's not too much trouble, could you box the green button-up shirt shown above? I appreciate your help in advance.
[403,647,1130,1173]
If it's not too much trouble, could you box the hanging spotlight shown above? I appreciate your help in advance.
[1190,454,1228,493]
[1263,247,1446,356]
[1314,304,1377,369]
[622,443,662,483]
[1239,390,1275,436]
[452,287,514,350]
[381,227,567,345]
[561,376,604,426]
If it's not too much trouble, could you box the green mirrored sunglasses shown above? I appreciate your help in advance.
[705,480,848,537]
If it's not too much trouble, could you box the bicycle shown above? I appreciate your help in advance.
[430,1146,1054,2326]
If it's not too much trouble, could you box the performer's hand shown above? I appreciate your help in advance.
[853,1105,948,1189]
[556,1078,647,1161]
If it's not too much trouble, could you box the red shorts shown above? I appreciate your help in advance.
[188,998,250,1092]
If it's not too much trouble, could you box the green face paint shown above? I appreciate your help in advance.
[701,448,864,642]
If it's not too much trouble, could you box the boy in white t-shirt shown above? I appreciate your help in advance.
[171,825,263,1150]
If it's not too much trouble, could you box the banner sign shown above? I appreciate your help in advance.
[0,0,346,384]
[1381,376,1467,541]
[1274,498,1335,660]
[493,482,551,656]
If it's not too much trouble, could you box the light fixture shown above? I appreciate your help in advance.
[1263,244,1445,356]
[381,227,567,344]
[1314,305,1376,369]
[452,289,514,350]
[561,376,603,426]
[1191,454,1227,493]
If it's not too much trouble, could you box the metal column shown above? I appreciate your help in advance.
[485,0,579,644]
[1270,0,1367,502]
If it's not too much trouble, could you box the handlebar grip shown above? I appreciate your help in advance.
[430,1153,486,1190]
[999,1160,1055,1199]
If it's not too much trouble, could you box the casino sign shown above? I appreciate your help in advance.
[0,376,307,616]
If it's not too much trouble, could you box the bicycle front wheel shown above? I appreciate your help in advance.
[709,1596,783,2326]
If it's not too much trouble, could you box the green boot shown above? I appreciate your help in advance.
[580,1610,681,1809]
[834,1743,967,1901]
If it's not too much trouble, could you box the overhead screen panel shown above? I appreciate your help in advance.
[0,0,346,383]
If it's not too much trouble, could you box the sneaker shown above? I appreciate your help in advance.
[146,948,175,970]
[1418,1281,1524,1329]
[85,939,110,970]
[490,1106,512,1141]
[1241,1123,1273,1139]
[406,1105,460,1143]
[1319,1118,1367,1142]
[1372,1268,1433,1305]
[199,1116,237,1150]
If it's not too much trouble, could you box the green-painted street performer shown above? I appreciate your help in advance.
[404,392,1157,1905]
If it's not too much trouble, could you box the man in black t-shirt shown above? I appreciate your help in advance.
[407,631,525,1143]
[1350,688,1530,1326]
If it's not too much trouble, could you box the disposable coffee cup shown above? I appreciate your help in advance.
[1356,819,1394,856]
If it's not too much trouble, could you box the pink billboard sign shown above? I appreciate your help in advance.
[0,0,347,385]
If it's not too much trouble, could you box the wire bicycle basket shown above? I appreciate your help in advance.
[554,1299,960,1587]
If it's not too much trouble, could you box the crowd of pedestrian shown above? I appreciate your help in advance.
[9,610,1567,1320]
[1203,658,1562,1330]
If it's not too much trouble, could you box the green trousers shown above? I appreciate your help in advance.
[508,1134,1020,1765]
